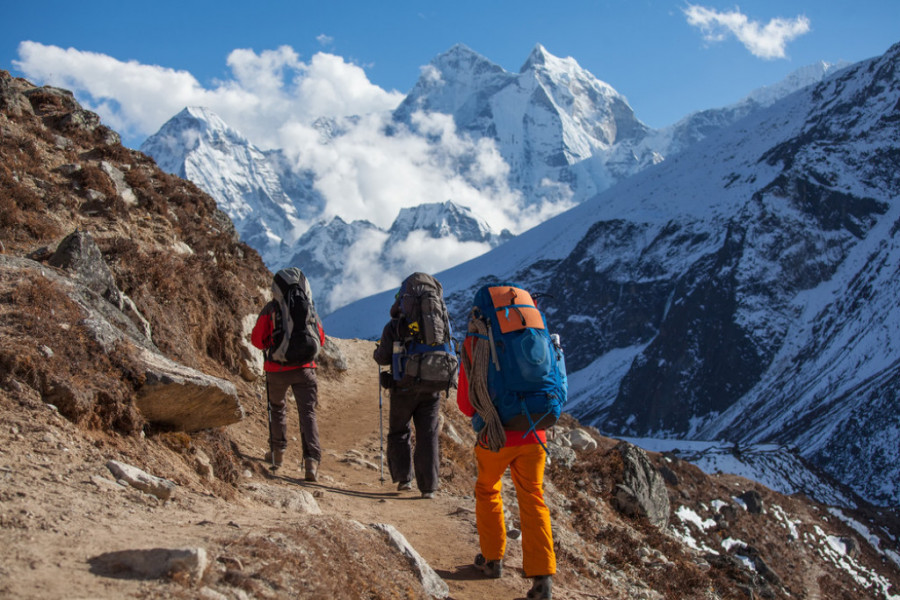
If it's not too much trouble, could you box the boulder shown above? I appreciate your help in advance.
[611,442,670,529]
[546,441,577,469]
[317,336,349,372]
[562,428,598,451]
[89,547,207,582]
[2,255,243,431]
[49,230,152,341]
[371,523,449,599]
[242,483,322,514]
[106,460,176,500]
[49,229,123,309]
[135,348,243,432]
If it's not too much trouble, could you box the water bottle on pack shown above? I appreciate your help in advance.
[392,341,405,381]
[550,333,566,375]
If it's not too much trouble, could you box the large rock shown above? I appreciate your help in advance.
[135,347,243,432]
[106,460,177,500]
[49,229,123,309]
[89,547,207,582]
[371,523,449,599]
[611,441,670,529]
[243,483,322,514]
[49,229,153,341]
[317,336,349,372]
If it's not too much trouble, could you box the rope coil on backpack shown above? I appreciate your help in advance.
[465,307,506,452]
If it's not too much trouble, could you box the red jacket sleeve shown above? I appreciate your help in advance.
[251,308,274,350]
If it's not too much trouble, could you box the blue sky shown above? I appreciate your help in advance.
[4,0,898,150]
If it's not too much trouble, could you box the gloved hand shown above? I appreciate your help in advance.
[379,371,394,389]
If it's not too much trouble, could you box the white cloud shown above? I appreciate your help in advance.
[386,231,492,275]
[13,41,404,149]
[316,34,334,47]
[325,229,390,309]
[278,109,540,235]
[13,41,576,309]
[683,4,811,60]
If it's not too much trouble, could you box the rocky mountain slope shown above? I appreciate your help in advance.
[3,71,899,599]
[139,106,323,271]
[326,41,900,509]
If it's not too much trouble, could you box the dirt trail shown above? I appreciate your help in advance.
[0,336,553,599]
[232,337,537,599]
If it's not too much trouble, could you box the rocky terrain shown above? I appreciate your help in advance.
[1,71,899,599]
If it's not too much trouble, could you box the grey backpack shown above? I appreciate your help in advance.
[268,268,321,365]
[392,272,459,392]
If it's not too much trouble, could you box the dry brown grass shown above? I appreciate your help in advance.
[0,272,145,434]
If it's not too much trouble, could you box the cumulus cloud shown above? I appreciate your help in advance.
[387,231,492,274]
[316,34,334,47]
[683,4,811,60]
[279,109,547,234]
[13,41,403,148]
[325,229,390,309]
[13,41,576,309]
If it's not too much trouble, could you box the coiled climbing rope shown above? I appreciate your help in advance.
[465,308,506,452]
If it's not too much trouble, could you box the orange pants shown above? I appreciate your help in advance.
[474,443,556,577]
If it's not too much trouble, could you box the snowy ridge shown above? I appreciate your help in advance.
[327,41,900,507]
[141,45,837,315]
[140,107,320,268]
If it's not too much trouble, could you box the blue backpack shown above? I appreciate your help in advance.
[466,283,566,435]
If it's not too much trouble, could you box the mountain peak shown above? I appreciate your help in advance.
[430,43,504,78]
[521,43,550,70]
[519,43,580,74]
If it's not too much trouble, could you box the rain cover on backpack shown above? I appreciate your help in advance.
[392,272,459,392]
[269,268,321,366]
[468,283,566,431]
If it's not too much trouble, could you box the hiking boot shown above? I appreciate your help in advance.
[474,553,502,579]
[304,458,318,482]
[264,449,284,469]
[421,491,434,499]
[527,575,552,600]
[397,481,413,491]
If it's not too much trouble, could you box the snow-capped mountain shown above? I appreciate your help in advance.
[326,41,900,507]
[394,43,657,205]
[140,46,837,317]
[288,201,512,313]
[140,107,323,268]
[642,60,850,157]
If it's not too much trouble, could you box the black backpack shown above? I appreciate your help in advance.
[392,273,459,392]
[268,268,321,366]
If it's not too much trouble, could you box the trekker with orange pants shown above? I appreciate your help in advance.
[457,333,556,600]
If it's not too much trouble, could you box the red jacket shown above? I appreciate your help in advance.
[457,337,546,447]
[251,301,325,372]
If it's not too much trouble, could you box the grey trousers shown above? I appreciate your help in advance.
[266,368,321,462]
[388,388,441,493]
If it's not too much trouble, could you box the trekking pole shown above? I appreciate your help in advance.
[265,372,277,471]
[378,366,386,485]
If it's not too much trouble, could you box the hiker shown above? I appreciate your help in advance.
[251,268,326,482]
[457,283,564,600]
[372,272,458,499]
